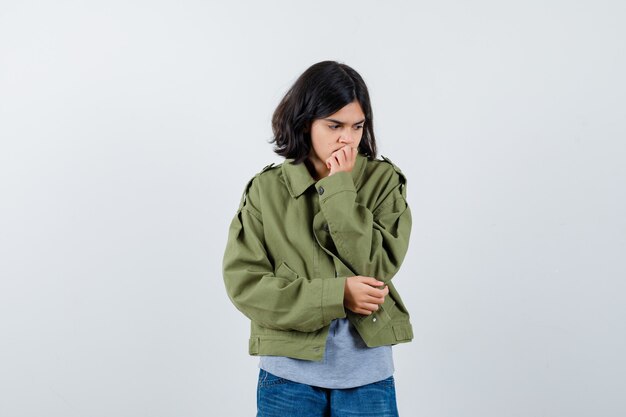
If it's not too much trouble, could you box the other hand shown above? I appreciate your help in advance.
[344,276,389,315]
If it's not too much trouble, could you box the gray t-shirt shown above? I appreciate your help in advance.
[258,316,394,389]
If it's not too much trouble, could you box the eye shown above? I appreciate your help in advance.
[328,124,340,130]
[355,125,364,130]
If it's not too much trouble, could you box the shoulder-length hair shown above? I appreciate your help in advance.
[269,60,378,164]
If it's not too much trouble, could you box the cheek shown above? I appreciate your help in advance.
[314,131,333,147]
[311,132,333,155]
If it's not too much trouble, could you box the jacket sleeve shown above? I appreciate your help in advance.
[314,164,412,283]
[222,176,347,333]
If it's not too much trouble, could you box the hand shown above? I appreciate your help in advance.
[326,145,358,176]
[344,276,389,315]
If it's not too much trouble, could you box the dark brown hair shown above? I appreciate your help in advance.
[269,61,377,164]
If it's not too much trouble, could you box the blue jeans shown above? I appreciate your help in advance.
[256,369,400,417]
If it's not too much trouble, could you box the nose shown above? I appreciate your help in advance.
[339,129,354,144]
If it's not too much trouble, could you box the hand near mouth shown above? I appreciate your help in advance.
[326,144,358,176]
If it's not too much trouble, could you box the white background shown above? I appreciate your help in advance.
[1,1,625,416]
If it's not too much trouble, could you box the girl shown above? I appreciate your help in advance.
[222,60,413,417]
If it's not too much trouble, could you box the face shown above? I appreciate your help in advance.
[308,100,365,164]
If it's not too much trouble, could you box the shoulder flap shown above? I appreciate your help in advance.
[261,163,275,172]
[380,155,407,198]
[238,162,276,211]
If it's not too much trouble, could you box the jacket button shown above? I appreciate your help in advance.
[318,186,324,195]
[373,317,377,322]
[323,223,329,232]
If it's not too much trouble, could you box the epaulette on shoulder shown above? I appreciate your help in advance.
[380,155,407,198]
[237,162,277,211]
[261,162,276,173]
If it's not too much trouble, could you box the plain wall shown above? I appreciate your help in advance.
[1,1,625,416]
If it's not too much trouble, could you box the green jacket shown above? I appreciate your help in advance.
[222,152,414,361]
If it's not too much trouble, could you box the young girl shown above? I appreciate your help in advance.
[222,60,414,416]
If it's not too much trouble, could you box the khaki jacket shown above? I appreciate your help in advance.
[222,152,414,361]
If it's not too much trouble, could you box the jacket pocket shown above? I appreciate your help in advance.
[275,261,299,281]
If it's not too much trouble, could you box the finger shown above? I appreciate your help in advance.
[359,276,384,286]
[335,149,347,166]
[346,148,357,170]
[342,145,356,161]
[326,156,339,171]
[347,145,357,159]
[378,285,389,295]
[366,286,388,297]
[361,303,380,312]
[362,280,382,289]
[366,295,385,304]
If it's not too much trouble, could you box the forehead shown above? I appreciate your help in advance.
[324,101,365,122]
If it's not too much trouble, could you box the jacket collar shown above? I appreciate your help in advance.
[282,152,367,198]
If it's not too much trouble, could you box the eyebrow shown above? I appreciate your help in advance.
[324,118,366,125]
